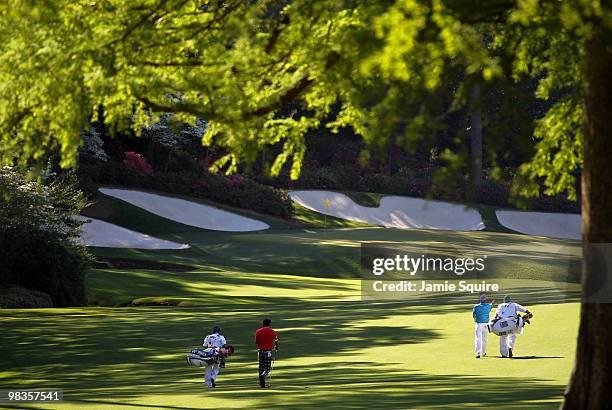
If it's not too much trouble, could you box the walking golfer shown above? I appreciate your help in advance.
[255,318,279,388]
[203,325,227,387]
[473,294,494,358]
[494,295,531,358]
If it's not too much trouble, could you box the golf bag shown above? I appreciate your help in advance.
[488,312,533,336]
[186,347,220,367]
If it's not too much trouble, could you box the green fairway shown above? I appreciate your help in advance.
[0,197,582,409]
[1,1,605,407]
[0,300,579,409]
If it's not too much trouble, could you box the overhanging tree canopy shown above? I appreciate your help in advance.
[1,2,611,407]
[0,0,582,195]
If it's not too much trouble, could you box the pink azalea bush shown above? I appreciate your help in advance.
[225,174,245,187]
[123,151,153,175]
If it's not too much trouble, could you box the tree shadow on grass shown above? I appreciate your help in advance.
[0,297,569,409]
[90,226,582,284]
[237,363,566,409]
[86,257,581,307]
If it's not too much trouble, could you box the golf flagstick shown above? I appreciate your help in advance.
[324,197,330,233]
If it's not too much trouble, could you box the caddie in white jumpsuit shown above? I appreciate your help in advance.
[472,294,494,358]
[203,325,227,387]
[494,295,530,358]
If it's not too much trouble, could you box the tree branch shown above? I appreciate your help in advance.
[246,52,340,118]
[265,15,290,54]
[443,0,515,24]
[190,0,243,38]
[2,108,32,134]
[132,59,207,67]
[137,96,213,119]
[248,75,313,118]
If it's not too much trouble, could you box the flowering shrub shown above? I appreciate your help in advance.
[225,174,245,187]
[123,151,153,175]
[0,167,85,238]
[81,127,108,162]
[142,114,208,147]
[78,162,292,218]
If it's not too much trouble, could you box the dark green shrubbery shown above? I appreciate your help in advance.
[475,180,510,207]
[78,161,292,218]
[0,286,53,308]
[0,168,92,307]
[1,229,89,306]
[293,165,361,191]
[280,165,579,212]
[195,176,292,217]
[288,166,429,198]
[359,173,410,196]
[79,158,578,216]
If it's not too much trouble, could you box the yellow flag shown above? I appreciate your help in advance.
[325,198,331,209]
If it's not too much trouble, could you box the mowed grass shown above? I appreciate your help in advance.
[0,300,579,409]
[0,194,583,409]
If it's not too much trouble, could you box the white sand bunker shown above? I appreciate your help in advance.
[99,188,269,232]
[289,190,485,231]
[76,216,189,249]
[496,210,581,240]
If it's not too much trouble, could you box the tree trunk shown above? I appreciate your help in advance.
[470,82,482,196]
[562,30,612,410]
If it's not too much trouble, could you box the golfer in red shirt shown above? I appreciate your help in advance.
[255,318,279,388]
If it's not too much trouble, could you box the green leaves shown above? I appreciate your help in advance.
[0,167,88,241]
[516,98,583,200]
[0,0,598,199]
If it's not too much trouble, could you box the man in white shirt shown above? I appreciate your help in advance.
[187,346,234,388]
[494,295,531,358]
[203,325,227,387]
